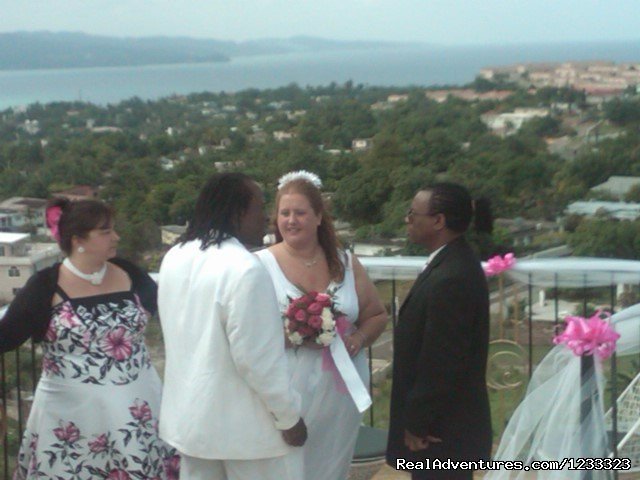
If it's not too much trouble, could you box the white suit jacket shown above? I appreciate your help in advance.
[157,236,301,459]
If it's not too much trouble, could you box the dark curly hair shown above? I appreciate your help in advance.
[181,173,256,250]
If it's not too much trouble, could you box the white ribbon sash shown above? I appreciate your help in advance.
[329,336,372,413]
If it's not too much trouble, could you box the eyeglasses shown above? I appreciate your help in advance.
[406,208,435,218]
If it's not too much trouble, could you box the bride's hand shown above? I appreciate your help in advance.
[344,332,365,357]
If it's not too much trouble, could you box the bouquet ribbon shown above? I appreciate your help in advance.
[322,317,372,413]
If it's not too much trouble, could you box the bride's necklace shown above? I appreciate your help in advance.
[303,255,319,268]
[285,246,320,268]
[63,258,108,286]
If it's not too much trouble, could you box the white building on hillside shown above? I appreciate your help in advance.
[0,233,61,303]
[0,197,48,234]
[161,225,187,246]
[352,138,373,152]
[482,108,550,136]
[0,209,26,231]
[566,201,640,221]
[590,176,640,200]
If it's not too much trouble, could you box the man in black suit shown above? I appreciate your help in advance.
[386,182,492,480]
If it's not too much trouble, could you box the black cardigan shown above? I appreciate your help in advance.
[0,257,158,353]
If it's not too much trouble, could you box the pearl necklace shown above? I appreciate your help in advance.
[63,258,108,286]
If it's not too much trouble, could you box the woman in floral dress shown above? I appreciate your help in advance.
[0,198,179,480]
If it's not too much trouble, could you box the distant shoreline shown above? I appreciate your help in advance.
[2,32,639,73]
[0,31,414,72]
[1,42,639,110]
[0,58,232,74]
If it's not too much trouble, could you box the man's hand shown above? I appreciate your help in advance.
[404,429,442,452]
[282,418,307,447]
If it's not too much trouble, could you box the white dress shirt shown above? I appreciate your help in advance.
[422,245,446,271]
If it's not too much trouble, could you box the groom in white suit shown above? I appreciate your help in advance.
[158,173,307,480]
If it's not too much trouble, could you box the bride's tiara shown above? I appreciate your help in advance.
[277,170,323,190]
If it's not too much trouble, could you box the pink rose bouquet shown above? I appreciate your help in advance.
[284,291,345,347]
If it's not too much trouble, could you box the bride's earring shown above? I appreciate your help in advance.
[77,246,85,253]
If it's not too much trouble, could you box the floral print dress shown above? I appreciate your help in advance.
[14,287,179,480]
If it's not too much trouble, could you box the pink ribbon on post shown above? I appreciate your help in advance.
[483,253,516,276]
[553,311,620,360]
[45,205,63,242]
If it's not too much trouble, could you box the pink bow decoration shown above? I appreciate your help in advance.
[483,253,516,276]
[45,205,63,242]
[553,311,620,360]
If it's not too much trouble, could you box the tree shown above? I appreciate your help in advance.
[296,99,376,149]
[568,219,640,260]
[520,115,562,138]
[332,168,392,225]
[144,183,178,224]
[363,132,404,170]
[116,217,161,264]
[604,98,640,126]
[169,175,205,225]
[624,184,640,203]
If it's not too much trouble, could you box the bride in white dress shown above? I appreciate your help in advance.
[256,171,387,480]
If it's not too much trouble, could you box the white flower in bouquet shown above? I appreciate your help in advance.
[321,307,335,330]
[317,331,335,346]
[289,331,304,346]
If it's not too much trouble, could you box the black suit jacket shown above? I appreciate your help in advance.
[386,236,492,465]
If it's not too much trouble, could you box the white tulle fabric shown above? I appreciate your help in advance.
[485,303,640,479]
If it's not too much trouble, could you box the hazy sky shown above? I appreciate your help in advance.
[1,0,638,45]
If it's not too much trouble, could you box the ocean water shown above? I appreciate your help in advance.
[0,41,639,109]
